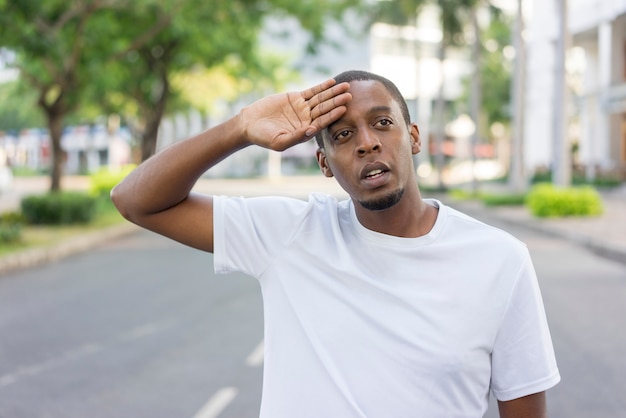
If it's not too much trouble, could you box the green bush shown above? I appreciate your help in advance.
[21,192,98,225]
[0,211,25,243]
[525,183,604,218]
[448,189,527,207]
[89,165,136,197]
[480,193,527,207]
[448,188,476,201]
[531,168,624,188]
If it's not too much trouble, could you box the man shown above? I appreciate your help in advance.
[112,70,560,417]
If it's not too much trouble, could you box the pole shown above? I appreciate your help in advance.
[509,0,526,192]
[553,0,571,187]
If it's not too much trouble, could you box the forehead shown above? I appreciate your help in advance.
[345,80,398,113]
[318,79,404,146]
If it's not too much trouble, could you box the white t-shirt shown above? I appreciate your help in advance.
[213,193,560,418]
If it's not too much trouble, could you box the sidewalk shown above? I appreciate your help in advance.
[0,176,624,275]
[440,186,626,265]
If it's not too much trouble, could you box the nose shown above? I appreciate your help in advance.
[355,130,381,156]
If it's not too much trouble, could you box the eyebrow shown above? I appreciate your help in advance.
[368,105,393,115]
[327,105,394,132]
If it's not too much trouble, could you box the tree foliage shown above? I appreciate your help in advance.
[478,16,513,128]
[0,80,45,131]
[456,11,512,131]
[0,0,364,186]
[0,0,170,190]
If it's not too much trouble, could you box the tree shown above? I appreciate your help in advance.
[89,1,261,161]
[0,0,364,189]
[456,4,511,190]
[0,80,45,132]
[430,0,479,190]
[373,0,486,190]
[97,0,364,162]
[0,0,172,191]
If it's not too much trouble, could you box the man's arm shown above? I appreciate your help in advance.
[111,79,351,252]
[498,392,547,418]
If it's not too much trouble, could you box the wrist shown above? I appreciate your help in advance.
[228,111,253,150]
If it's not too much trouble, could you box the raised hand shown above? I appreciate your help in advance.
[239,79,352,151]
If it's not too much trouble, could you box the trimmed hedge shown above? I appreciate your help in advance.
[525,183,604,218]
[21,192,98,225]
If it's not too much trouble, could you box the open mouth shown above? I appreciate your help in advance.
[360,164,391,188]
[365,169,385,179]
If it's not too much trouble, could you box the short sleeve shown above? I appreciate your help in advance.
[490,250,561,401]
[213,195,310,278]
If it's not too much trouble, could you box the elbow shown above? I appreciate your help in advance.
[110,183,134,222]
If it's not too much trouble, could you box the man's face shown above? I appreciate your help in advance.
[316,80,420,211]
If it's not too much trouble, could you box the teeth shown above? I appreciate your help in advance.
[366,169,383,178]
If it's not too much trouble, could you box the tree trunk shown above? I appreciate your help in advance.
[141,115,161,162]
[46,107,66,192]
[433,41,447,191]
[140,70,170,162]
[469,7,482,193]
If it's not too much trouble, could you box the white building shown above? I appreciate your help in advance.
[525,0,626,179]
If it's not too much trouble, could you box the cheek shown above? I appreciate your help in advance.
[325,154,353,185]
[398,145,417,171]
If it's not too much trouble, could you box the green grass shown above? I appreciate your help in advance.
[0,198,126,257]
[447,188,527,207]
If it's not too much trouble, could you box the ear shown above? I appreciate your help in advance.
[316,148,334,178]
[409,123,421,155]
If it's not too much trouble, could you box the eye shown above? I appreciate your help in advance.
[333,129,352,142]
[375,118,393,128]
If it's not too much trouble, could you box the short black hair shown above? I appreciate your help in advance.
[315,70,411,148]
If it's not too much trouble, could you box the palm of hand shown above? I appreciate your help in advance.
[245,91,312,152]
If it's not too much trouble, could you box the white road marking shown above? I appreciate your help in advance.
[245,340,264,367]
[0,342,103,388]
[0,320,173,389]
[192,387,238,418]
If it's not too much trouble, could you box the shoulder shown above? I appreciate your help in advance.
[214,192,343,219]
[433,199,529,257]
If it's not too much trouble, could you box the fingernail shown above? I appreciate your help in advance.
[305,128,316,137]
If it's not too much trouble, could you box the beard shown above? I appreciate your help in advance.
[357,188,404,211]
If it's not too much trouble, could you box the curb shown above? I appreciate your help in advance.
[0,223,140,276]
[487,210,626,265]
[448,199,626,266]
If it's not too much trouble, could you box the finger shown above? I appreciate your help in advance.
[309,106,348,134]
[306,82,350,110]
[310,90,352,121]
[301,78,337,101]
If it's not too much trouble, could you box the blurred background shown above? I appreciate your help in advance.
[1,2,626,418]
[0,0,624,192]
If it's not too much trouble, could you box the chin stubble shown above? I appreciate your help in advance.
[357,188,405,211]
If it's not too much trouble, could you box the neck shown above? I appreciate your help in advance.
[353,186,438,238]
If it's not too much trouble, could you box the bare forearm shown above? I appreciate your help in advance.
[110,79,350,250]
[111,115,248,222]
[498,392,547,418]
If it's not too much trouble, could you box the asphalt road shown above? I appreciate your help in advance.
[0,230,264,418]
[1,221,626,417]
[481,217,626,418]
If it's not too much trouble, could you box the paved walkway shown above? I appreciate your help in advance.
[444,186,626,265]
[0,175,624,274]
